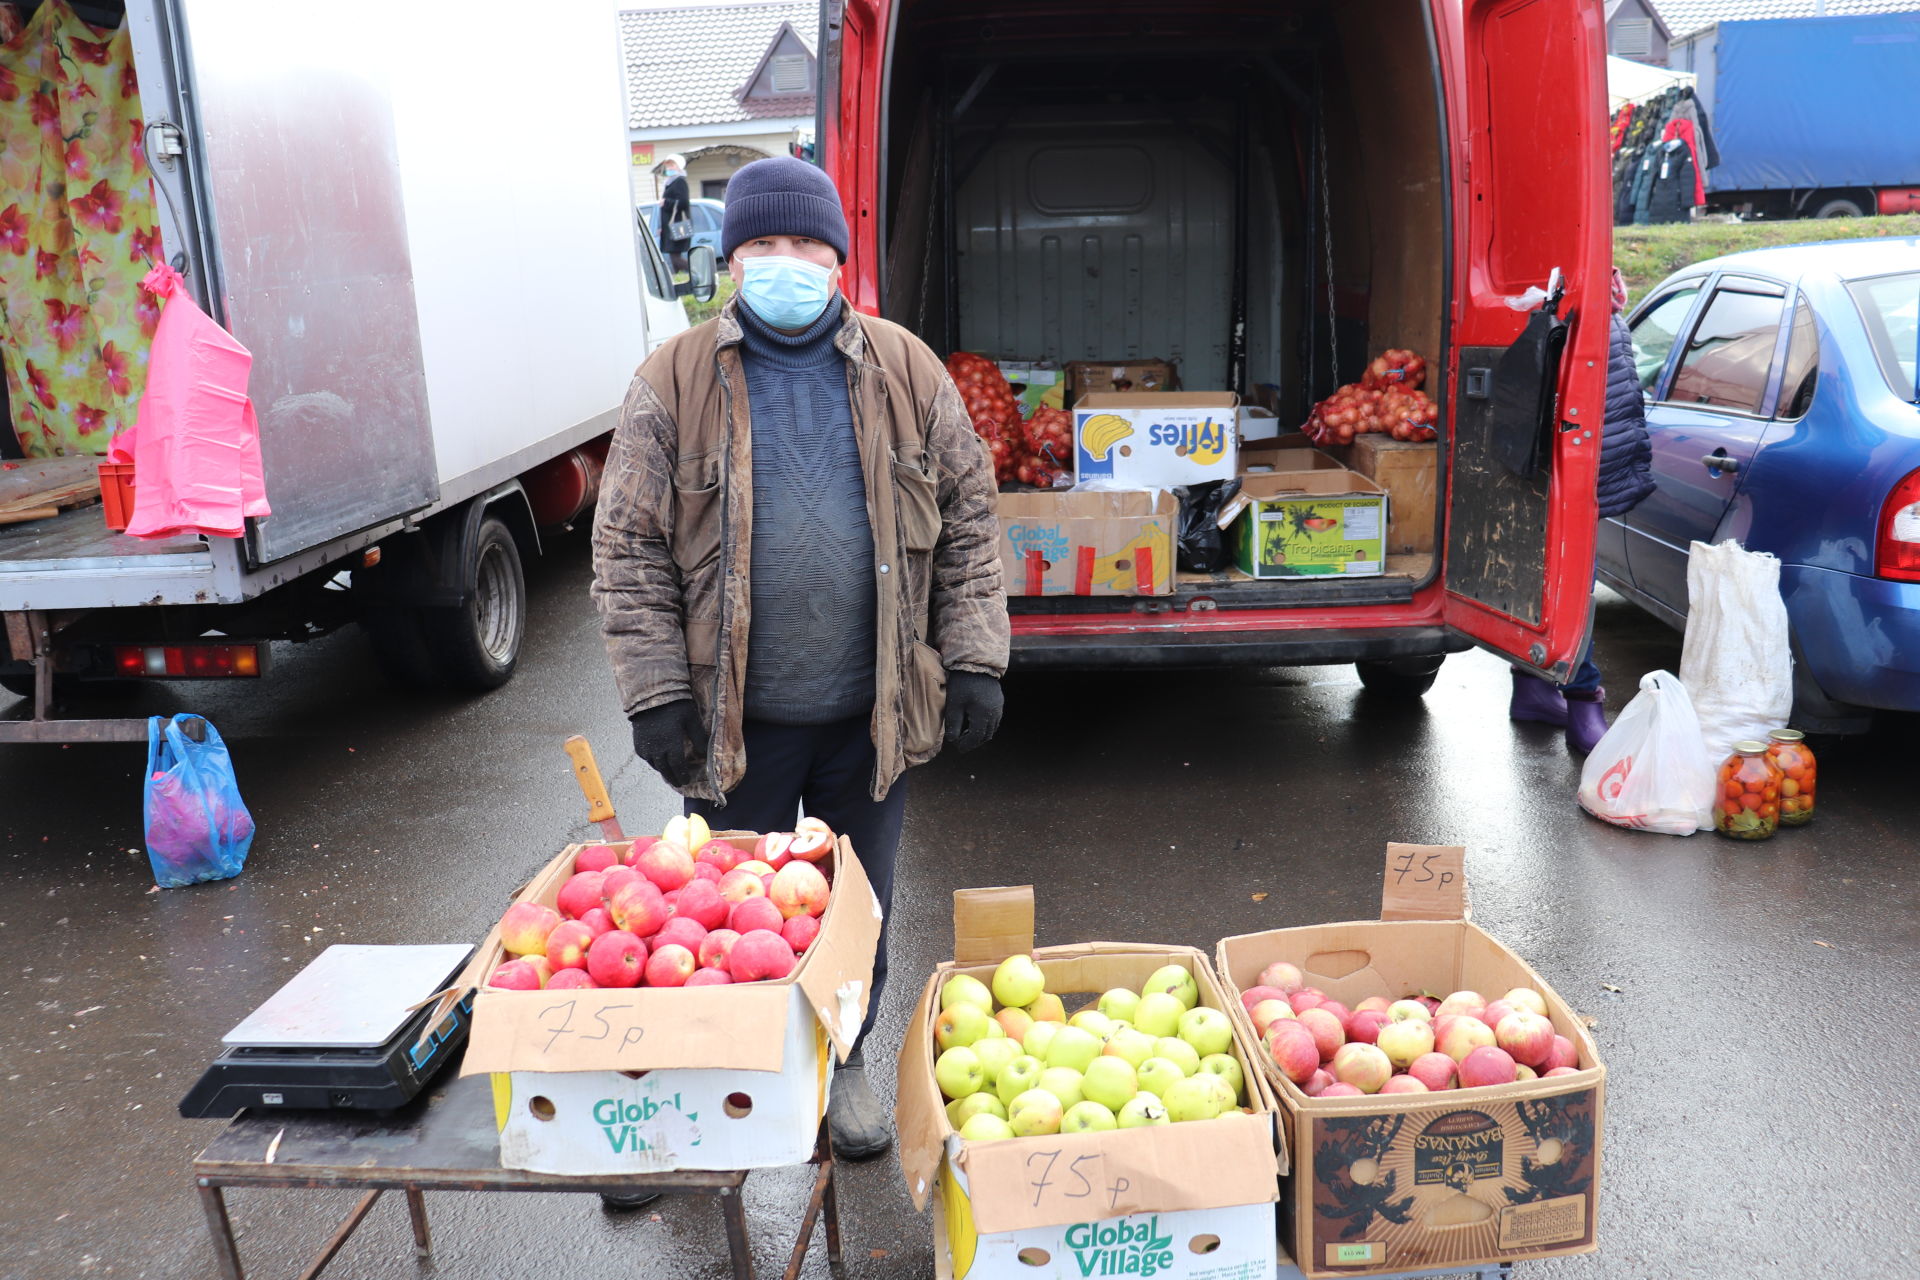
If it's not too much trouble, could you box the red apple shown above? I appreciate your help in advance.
[1257,961,1305,994]
[782,914,821,955]
[1353,996,1393,1016]
[498,903,561,957]
[1418,996,1441,1014]
[1316,999,1352,1028]
[487,960,543,991]
[599,866,641,908]
[1481,999,1518,1029]
[1288,988,1326,1015]
[1330,1042,1393,1094]
[1544,1035,1579,1072]
[728,895,785,936]
[1458,1046,1518,1089]
[755,831,793,868]
[1239,984,1288,1012]
[545,921,595,971]
[654,916,708,953]
[609,877,669,938]
[1302,1068,1334,1097]
[1265,1020,1320,1084]
[1250,999,1294,1036]
[573,845,620,874]
[1380,1074,1429,1094]
[1408,1052,1458,1092]
[769,861,830,919]
[586,930,647,988]
[644,943,697,988]
[696,843,746,875]
[693,862,723,884]
[1318,1083,1364,1097]
[697,928,740,970]
[673,878,729,931]
[1346,1010,1391,1045]
[556,871,607,921]
[1543,1066,1580,1078]
[546,968,595,991]
[636,839,696,893]
[1295,1007,1346,1063]
[728,929,797,982]
[621,836,658,868]
[1435,990,1487,1023]
[521,956,553,987]
[685,968,733,987]
[579,906,615,938]
[1495,1010,1555,1068]
[786,816,834,862]
[1437,1016,1497,1063]
[718,868,768,904]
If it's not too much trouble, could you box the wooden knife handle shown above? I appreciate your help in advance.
[563,735,618,826]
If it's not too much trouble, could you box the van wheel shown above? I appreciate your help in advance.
[1813,196,1866,219]
[419,516,526,691]
[1355,655,1445,697]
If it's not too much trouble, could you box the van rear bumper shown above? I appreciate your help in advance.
[1007,624,1471,670]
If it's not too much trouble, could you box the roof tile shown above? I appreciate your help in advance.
[1653,0,1920,40]
[620,2,820,131]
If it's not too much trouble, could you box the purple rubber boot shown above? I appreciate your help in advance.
[1564,690,1609,755]
[1509,668,1569,727]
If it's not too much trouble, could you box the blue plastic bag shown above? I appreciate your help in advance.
[144,714,254,888]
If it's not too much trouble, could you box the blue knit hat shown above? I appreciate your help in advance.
[721,157,849,262]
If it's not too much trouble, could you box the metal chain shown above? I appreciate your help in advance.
[1318,107,1337,393]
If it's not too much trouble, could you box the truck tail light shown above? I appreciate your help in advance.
[1876,469,1920,581]
[112,643,264,678]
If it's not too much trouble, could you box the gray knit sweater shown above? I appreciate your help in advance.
[738,298,877,724]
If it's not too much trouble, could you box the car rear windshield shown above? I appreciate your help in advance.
[1849,272,1920,400]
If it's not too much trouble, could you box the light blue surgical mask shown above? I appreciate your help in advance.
[738,254,837,330]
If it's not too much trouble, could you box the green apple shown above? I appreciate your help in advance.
[1023,1021,1062,1062]
[959,1112,1017,1143]
[1044,1025,1102,1074]
[980,1019,1006,1038]
[1135,1056,1187,1099]
[946,1098,965,1126]
[1200,1053,1245,1105]
[1163,1075,1223,1123]
[1198,1071,1238,1115]
[1061,1100,1118,1134]
[1007,1088,1064,1137]
[1117,1092,1171,1128]
[1081,1056,1138,1112]
[992,955,1046,1009]
[1387,998,1432,1023]
[996,1054,1045,1106]
[1153,1037,1203,1076]
[995,1007,1035,1042]
[935,1002,996,1051]
[1134,992,1185,1038]
[1177,1007,1234,1058]
[1096,987,1142,1024]
[951,1091,1008,1127]
[1024,992,1068,1023]
[973,1037,1020,1085]
[941,973,994,1013]
[1068,1009,1116,1039]
[1143,964,1199,1012]
[935,1046,985,1100]
[1102,1026,1157,1069]
[1037,1066,1085,1111]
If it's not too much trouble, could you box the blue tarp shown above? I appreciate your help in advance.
[1705,14,1920,193]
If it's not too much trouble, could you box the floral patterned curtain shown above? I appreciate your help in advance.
[0,0,161,458]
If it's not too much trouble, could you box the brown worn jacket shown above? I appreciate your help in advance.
[590,298,1009,803]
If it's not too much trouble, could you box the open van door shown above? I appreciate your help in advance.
[818,0,890,312]
[1441,0,1611,681]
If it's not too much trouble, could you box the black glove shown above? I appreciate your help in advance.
[630,699,708,789]
[943,672,1003,754]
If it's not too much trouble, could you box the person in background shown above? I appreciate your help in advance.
[1511,267,1656,754]
[591,157,1009,1162]
[657,153,691,277]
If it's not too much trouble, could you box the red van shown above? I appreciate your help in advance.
[817,0,1611,692]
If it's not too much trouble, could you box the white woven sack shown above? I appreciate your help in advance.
[1678,540,1793,818]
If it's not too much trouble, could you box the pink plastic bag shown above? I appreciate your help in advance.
[110,264,269,539]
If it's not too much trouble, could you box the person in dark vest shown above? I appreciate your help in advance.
[592,157,1010,1165]
[657,153,691,276]
[1510,268,1656,753]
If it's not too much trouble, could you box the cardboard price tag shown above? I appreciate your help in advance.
[1017,1145,1136,1215]
[1379,843,1467,921]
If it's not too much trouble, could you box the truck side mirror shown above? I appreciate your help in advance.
[687,246,718,304]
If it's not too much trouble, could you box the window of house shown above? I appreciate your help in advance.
[1668,283,1786,415]
[1613,18,1653,59]
[770,54,810,94]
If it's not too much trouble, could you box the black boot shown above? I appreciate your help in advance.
[599,1190,662,1211]
[827,1047,893,1160]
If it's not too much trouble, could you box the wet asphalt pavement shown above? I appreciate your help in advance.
[4,529,1918,1280]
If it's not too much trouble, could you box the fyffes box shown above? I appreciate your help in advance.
[1224,471,1387,579]
[1074,392,1238,488]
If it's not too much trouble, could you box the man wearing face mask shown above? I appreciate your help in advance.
[591,156,1009,1161]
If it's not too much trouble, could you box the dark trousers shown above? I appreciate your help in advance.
[685,715,904,1050]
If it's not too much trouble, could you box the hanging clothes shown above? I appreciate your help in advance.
[1646,138,1697,225]
[1662,118,1707,209]
[0,0,162,458]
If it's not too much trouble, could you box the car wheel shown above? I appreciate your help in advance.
[1355,654,1446,697]
[1813,197,1866,219]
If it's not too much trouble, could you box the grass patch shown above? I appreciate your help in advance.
[1615,215,1920,306]
[684,274,735,326]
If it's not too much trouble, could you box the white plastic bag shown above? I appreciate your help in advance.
[1678,540,1793,785]
[1577,670,1716,835]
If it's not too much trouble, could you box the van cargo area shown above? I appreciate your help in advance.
[877,0,1448,627]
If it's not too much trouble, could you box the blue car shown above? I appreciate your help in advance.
[639,197,725,259]
[1600,238,1920,733]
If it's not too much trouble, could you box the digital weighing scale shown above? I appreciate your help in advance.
[178,943,475,1119]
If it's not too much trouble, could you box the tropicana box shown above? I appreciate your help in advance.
[899,886,1285,1280]
[1213,846,1606,1279]
[456,832,881,1175]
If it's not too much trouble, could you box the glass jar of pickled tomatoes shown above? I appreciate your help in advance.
[1715,741,1784,840]
[1767,728,1817,825]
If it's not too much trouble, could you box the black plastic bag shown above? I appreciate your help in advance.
[1490,292,1569,480]
[1175,479,1241,573]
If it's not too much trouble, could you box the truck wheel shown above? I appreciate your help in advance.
[1355,655,1445,697]
[1813,196,1866,219]
[420,516,526,691]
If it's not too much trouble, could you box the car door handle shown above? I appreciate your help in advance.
[1701,453,1740,473]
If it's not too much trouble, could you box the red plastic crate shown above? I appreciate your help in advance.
[98,460,135,531]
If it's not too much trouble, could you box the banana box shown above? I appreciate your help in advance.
[1074,392,1239,488]
[995,489,1177,596]
[999,360,1065,417]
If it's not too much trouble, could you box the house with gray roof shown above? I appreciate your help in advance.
[1654,0,1920,42]
[619,1,820,208]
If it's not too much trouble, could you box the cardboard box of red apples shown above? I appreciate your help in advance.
[457,820,881,1174]
[1213,845,1607,1278]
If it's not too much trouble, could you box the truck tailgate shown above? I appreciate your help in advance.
[0,508,215,610]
